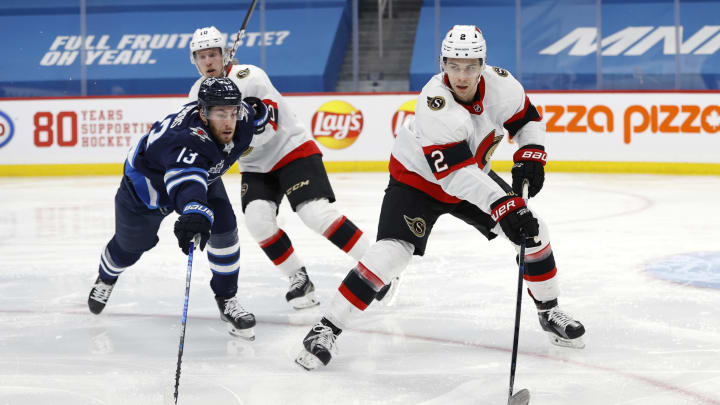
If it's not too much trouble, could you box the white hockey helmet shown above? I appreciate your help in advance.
[441,25,487,63]
[190,26,225,72]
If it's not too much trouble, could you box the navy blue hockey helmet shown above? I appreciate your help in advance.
[198,77,242,116]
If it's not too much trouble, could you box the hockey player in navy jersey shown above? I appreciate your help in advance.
[185,26,378,310]
[88,77,269,340]
[295,25,586,370]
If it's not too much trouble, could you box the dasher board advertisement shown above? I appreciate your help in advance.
[0,91,718,175]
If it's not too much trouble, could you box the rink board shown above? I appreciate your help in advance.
[0,91,718,176]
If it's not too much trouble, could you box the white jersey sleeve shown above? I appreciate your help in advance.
[482,65,545,148]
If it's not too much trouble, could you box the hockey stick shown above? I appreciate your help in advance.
[507,181,531,405]
[173,236,199,404]
[223,0,259,75]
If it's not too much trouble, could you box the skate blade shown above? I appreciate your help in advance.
[288,292,320,310]
[228,325,255,341]
[548,333,585,349]
[508,388,530,405]
[295,349,322,371]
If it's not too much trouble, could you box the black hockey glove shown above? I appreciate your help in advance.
[490,195,539,246]
[243,96,270,134]
[173,202,213,255]
[511,144,546,198]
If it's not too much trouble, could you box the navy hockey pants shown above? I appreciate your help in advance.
[97,176,240,298]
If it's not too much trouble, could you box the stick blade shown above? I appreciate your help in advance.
[508,388,530,405]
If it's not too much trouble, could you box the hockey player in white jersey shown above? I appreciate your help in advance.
[296,25,586,370]
[187,27,372,310]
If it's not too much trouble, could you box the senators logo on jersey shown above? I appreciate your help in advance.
[403,215,427,238]
[236,68,250,79]
[426,96,446,111]
[492,66,509,77]
[240,146,253,157]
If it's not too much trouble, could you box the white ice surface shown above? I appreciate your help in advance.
[1,172,719,405]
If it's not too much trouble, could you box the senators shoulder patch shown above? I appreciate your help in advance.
[236,68,250,79]
[492,66,509,77]
[426,96,446,111]
[240,146,253,157]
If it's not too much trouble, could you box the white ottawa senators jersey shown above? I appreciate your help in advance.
[188,65,321,173]
[391,65,544,211]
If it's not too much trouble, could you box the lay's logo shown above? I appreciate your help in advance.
[311,100,363,149]
[392,99,417,138]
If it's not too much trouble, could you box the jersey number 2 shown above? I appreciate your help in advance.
[431,150,448,172]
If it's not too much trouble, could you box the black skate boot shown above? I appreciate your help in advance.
[215,296,256,341]
[88,276,117,314]
[536,299,585,349]
[295,317,342,370]
[286,267,320,309]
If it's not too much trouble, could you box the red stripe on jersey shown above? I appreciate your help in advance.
[272,246,294,265]
[523,267,557,282]
[434,157,475,180]
[505,96,531,125]
[260,230,284,248]
[270,140,322,171]
[262,98,279,131]
[343,230,363,252]
[389,155,461,204]
[356,262,385,289]
[323,216,346,238]
[339,283,369,310]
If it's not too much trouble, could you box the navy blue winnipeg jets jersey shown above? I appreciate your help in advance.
[124,101,255,213]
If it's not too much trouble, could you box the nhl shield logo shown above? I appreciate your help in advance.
[403,215,427,238]
[241,183,248,197]
[426,96,445,111]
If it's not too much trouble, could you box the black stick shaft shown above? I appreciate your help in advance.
[174,240,196,404]
[508,181,529,404]
[508,237,526,403]
[224,0,259,73]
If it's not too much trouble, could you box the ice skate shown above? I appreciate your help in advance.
[286,267,319,309]
[295,318,341,370]
[215,296,256,341]
[537,300,585,349]
[375,276,401,306]
[88,276,117,315]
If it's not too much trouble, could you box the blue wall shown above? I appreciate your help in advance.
[411,0,720,90]
[0,0,351,97]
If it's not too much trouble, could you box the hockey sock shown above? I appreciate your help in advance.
[338,263,384,311]
[519,243,560,303]
[259,229,304,277]
[98,237,141,281]
[323,216,367,259]
[211,271,239,299]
